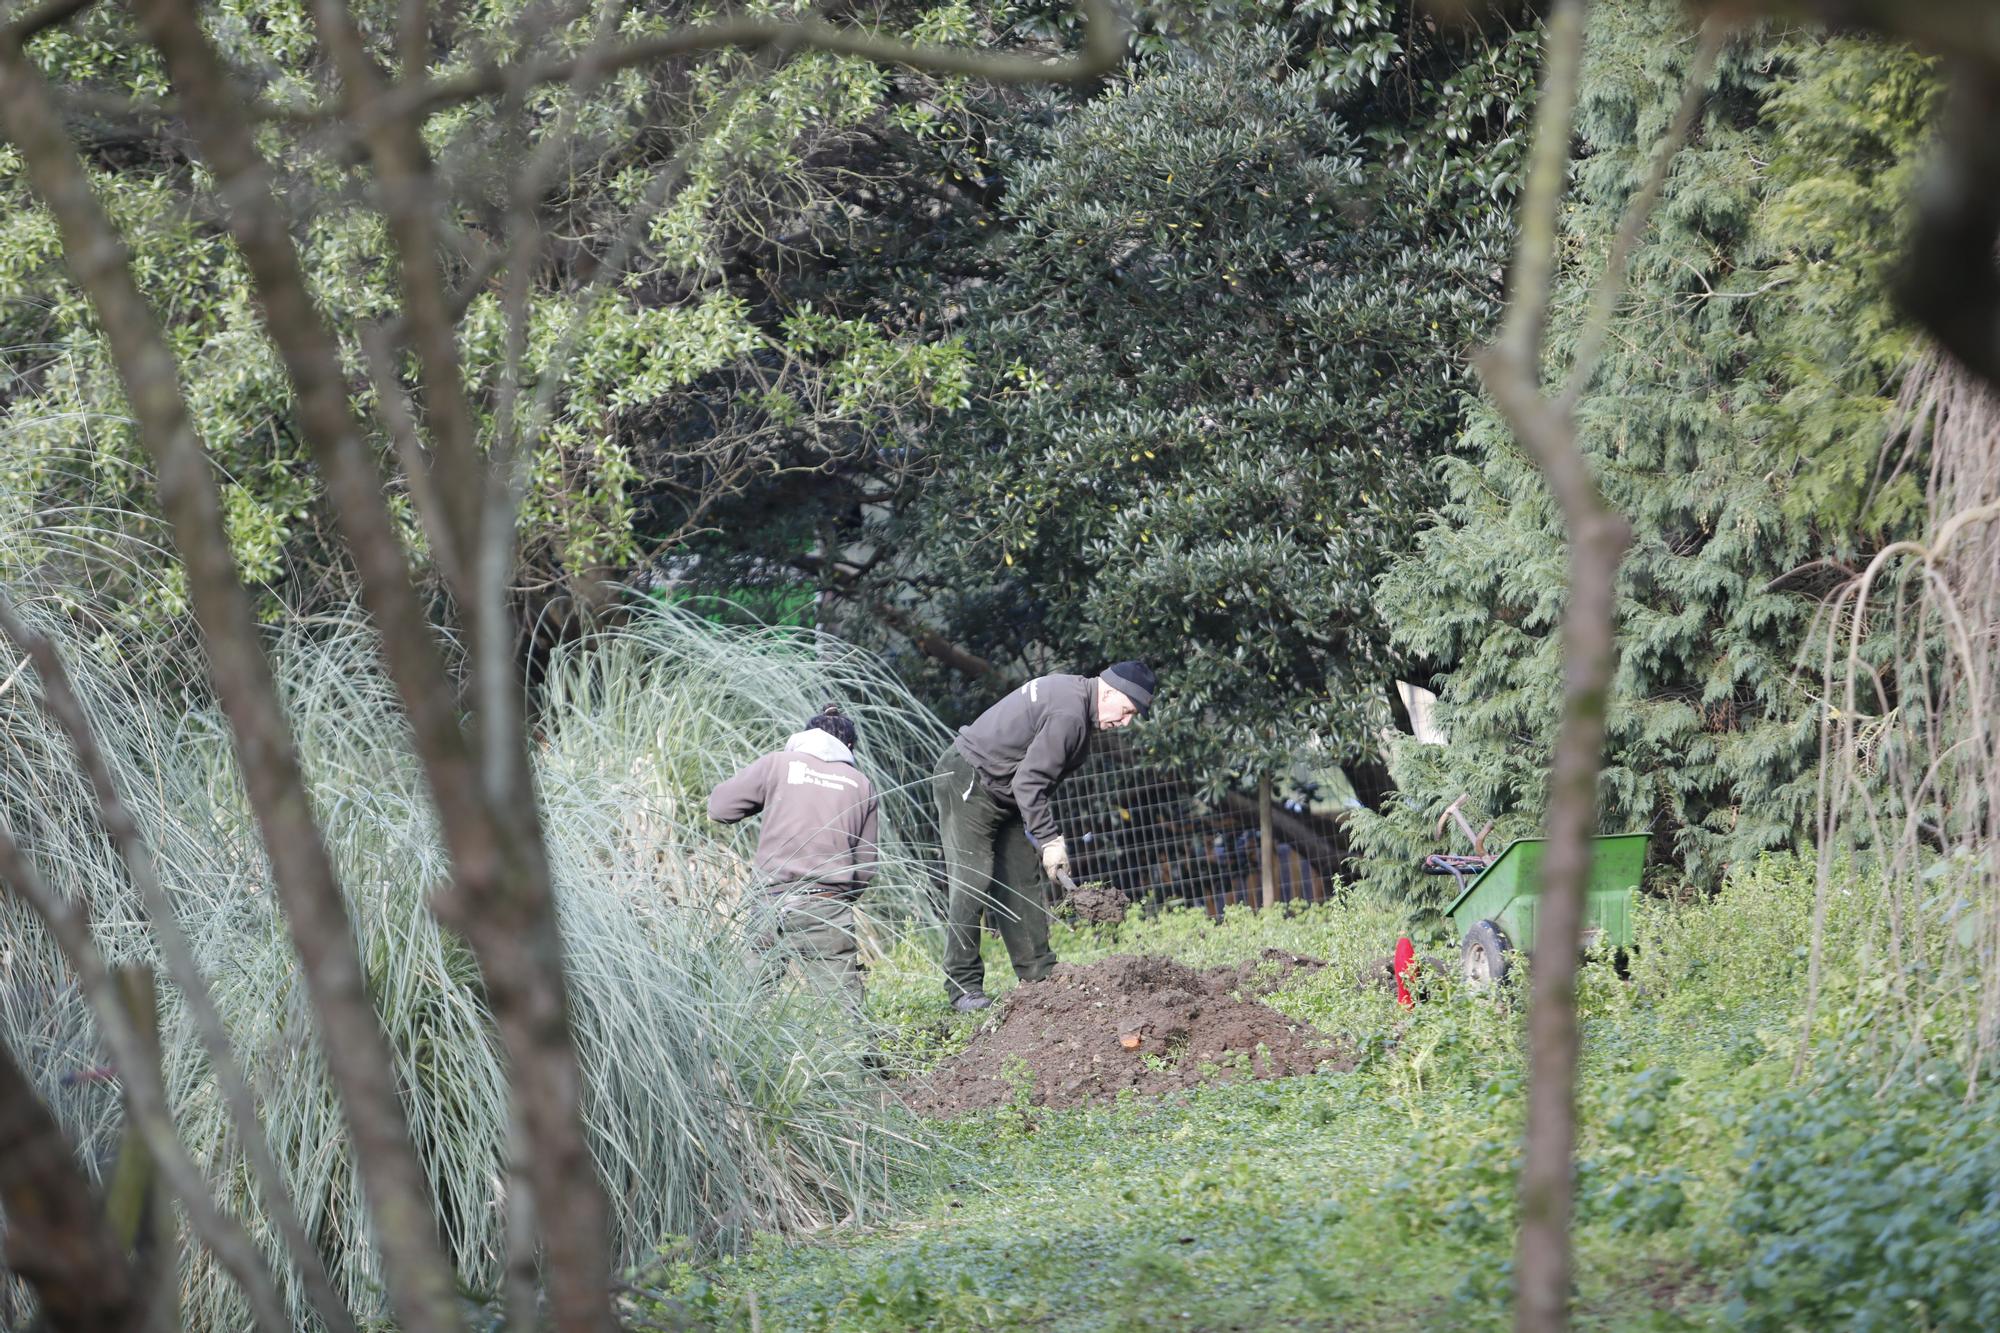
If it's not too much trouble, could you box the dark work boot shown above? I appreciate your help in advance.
[951,991,992,1013]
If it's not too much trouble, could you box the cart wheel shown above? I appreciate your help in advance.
[1461,919,1511,987]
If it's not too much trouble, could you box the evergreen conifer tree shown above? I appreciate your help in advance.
[1352,3,1937,901]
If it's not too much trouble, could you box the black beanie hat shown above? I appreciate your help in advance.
[1101,661,1155,716]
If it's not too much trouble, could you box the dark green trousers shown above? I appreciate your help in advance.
[754,890,864,1015]
[935,746,1055,1000]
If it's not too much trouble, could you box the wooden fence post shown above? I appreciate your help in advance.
[1258,775,1276,911]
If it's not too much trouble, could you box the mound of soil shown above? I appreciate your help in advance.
[1061,880,1130,925]
[904,952,1349,1116]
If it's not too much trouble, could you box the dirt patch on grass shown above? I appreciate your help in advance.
[902,952,1349,1116]
[1355,952,1451,1000]
[1061,880,1130,925]
[1628,1259,1723,1312]
[1223,947,1327,992]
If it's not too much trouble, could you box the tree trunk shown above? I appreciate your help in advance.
[1220,790,1345,873]
[1511,512,1631,1331]
[0,1034,142,1333]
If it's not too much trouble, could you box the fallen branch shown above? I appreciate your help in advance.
[870,601,1005,680]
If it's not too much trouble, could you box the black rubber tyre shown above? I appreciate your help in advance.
[1461,919,1512,987]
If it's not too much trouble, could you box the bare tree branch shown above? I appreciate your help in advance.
[398,0,428,81]
[312,0,487,588]
[480,0,632,820]
[0,21,460,1333]
[1465,3,1720,1330]
[1497,0,1588,374]
[99,966,177,1333]
[491,35,796,635]
[0,589,363,1333]
[4,0,100,45]
[499,41,790,497]
[0,1028,142,1333]
[501,1113,541,1333]
[128,4,620,1326]
[394,0,1127,123]
[464,16,646,1325]
[84,0,1124,129]
[360,323,470,595]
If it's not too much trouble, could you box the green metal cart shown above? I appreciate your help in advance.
[1427,833,1650,985]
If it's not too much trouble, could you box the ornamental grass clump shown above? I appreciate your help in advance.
[0,600,943,1329]
[536,601,952,926]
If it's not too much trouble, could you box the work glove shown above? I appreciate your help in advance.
[1040,835,1070,882]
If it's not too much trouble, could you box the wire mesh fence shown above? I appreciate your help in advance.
[1048,735,1335,916]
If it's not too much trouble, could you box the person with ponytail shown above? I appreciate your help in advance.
[708,704,878,1009]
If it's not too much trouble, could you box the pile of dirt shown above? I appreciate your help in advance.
[904,952,1349,1116]
[1061,880,1130,925]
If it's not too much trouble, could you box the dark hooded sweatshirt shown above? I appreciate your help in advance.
[952,673,1097,845]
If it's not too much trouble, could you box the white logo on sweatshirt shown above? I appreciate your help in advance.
[787,760,859,792]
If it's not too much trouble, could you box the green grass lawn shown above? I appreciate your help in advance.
[635,859,1994,1331]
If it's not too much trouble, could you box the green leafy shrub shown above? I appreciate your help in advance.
[1581,1068,1692,1237]
[1381,1072,1522,1246]
[0,1,974,631]
[1629,855,1830,1030]
[1726,1073,2000,1331]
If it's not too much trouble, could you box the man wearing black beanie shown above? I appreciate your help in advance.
[935,661,1156,1010]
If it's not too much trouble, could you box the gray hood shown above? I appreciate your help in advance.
[785,729,854,765]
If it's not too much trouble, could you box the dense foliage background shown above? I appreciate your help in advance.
[0,0,978,641]
[7,3,1995,1330]
[658,0,1940,898]
[1351,7,1937,900]
[855,29,1511,782]
[757,0,1542,786]
[0,0,1944,882]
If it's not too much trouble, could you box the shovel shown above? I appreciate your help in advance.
[1049,866,1079,905]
